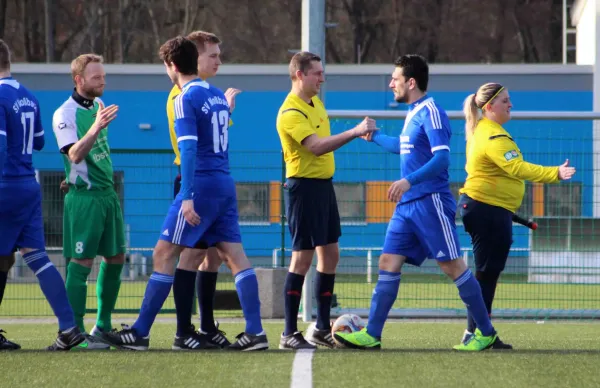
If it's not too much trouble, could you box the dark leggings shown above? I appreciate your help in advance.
[458,194,513,332]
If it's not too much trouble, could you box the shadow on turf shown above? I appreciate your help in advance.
[4,348,600,355]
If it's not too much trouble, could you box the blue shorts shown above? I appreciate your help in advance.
[383,192,461,266]
[159,175,241,248]
[0,179,45,255]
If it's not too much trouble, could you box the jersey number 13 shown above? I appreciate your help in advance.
[211,110,229,153]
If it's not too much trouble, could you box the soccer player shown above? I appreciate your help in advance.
[458,83,576,348]
[276,51,377,349]
[105,36,268,351]
[334,54,502,351]
[0,39,84,350]
[51,54,125,350]
[166,31,240,349]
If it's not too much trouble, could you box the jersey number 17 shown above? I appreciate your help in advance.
[20,112,35,155]
[211,110,229,153]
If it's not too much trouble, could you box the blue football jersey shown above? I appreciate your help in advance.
[173,79,230,175]
[0,77,44,179]
[400,96,452,202]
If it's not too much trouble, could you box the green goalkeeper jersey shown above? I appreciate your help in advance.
[52,92,114,191]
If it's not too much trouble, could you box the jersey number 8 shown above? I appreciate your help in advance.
[211,110,229,153]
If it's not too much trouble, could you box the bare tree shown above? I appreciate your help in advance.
[0,0,7,39]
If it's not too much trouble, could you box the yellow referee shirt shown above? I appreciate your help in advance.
[276,93,334,179]
[459,117,559,213]
[166,85,233,166]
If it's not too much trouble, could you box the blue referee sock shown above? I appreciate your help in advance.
[132,272,174,337]
[366,270,401,339]
[454,269,495,337]
[24,250,76,331]
[235,268,263,335]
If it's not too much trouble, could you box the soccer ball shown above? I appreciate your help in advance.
[331,314,366,347]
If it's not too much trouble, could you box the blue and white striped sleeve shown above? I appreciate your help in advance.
[174,92,197,201]
[0,103,7,174]
[174,93,198,142]
[423,101,451,154]
[33,103,45,151]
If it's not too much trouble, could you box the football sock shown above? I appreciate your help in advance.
[315,271,335,330]
[366,270,401,339]
[455,269,495,337]
[24,250,76,331]
[234,268,263,335]
[283,272,305,336]
[173,268,197,336]
[132,272,174,337]
[96,261,123,331]
[196,270,218,333]
[467,270,500,333]
[0,270,7,305]
[65,260,91,332]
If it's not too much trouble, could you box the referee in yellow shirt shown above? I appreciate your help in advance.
[166,31,239,348]
[458,82,576,348]
[276,51,377,350]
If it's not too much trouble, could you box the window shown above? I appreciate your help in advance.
[333,182,366,223]
[38,170,125,248]
[544,182,582,217]
[236,183,269,224]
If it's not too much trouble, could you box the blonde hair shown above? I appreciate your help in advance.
[71,54,103,84]
[186,31,221,54]
[463,82,504,141]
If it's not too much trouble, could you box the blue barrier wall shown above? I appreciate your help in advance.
[29,87,593,256]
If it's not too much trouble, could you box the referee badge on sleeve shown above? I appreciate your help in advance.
[504,150,519,161]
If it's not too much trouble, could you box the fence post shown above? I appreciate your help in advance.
[367,249,372,284]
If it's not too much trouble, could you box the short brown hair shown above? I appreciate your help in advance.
[159,36,198,76]
[71,54,103,83]
[186,31,221,54]
[0,39,11,71]
[289,51,321,80]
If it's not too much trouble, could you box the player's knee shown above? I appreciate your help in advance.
[200,249,221,271]
[152,241,180,271]
[104,253,126,265]
[438,257,467,280]
[289,250,314,275]
[0,254,16,272]
[378,254,405,272]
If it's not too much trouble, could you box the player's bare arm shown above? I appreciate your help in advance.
[67,104,118,164]
[302,116,378,156]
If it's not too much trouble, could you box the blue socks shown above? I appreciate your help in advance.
[23,250,76,331]
[235,268,263,335]
[366,270,401,338]
[455,269,495,336]
[132,272,174,337]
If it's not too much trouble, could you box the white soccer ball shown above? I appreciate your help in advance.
[331,314,366,348]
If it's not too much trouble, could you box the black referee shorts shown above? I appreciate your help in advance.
[457,194,513,273]
[173,173,181,200]
[284,177,342,251]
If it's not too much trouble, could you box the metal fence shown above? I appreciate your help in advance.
[3,110,600,319]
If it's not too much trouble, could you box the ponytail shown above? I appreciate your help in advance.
[463,93,480,141]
